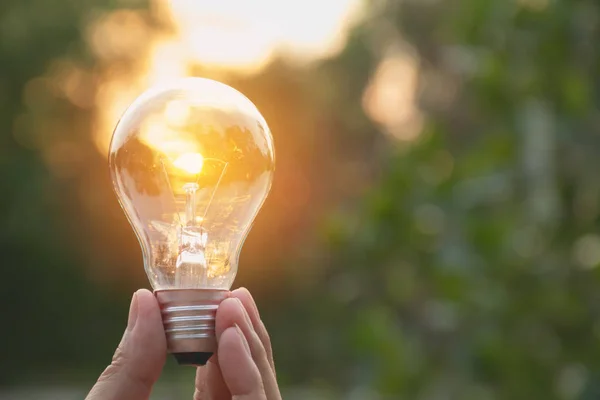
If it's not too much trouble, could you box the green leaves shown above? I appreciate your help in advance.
[273,0,600,398]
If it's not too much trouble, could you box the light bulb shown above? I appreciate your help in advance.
[109,77,275,366]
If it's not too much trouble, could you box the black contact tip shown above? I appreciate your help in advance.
[173,352,213,366]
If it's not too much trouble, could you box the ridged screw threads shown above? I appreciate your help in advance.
[155,289,229,354]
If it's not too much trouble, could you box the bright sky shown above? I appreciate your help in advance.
[92,0,364,154]
[164,0,363,72]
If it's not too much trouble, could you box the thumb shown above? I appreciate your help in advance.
[86,289,167,400]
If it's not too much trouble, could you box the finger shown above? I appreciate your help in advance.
[206,357,231,399]
[218,325,267,400]
[193,366,208,400]
[231,288,275,372]
[216,298,281,400]
[86,289,167,400]
[194,357,230,400]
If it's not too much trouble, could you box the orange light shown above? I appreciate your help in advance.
[90,0,363,156]
[165,100,191,127]
[173,152,204,175]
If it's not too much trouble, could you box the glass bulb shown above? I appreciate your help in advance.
[109,77,275,291]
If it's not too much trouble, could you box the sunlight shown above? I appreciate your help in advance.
[91,0,363,156]
[167,0,363,72]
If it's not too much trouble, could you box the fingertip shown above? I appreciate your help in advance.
[232,286,251,297]
[129,288,166,369]
[231,287,253,304]
[215,297,247,339]
[133,290,163,327]
[232,287,261,321]
[133,289,155,308]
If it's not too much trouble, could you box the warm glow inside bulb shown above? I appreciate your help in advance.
[165,100,191,127]
[109,77,275,291]
[173,152,204,175]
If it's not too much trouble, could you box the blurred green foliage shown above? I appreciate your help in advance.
[270,1,600,399]
[0,0,135,384]
[2,0,600,399]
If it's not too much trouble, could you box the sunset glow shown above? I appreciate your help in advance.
[166,0,363,71]
[91,0,363,156]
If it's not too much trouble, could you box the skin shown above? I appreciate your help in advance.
[86,288,281,400]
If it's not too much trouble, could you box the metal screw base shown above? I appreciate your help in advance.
[155,289,229,365]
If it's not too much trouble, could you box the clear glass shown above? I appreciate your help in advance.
[109,78,275,290]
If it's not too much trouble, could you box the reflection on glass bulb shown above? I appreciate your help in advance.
[108,77,275,365]
[109,77,274,291]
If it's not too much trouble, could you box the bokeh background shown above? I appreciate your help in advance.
[2,0,600,398]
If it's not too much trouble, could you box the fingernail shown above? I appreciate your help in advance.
[127,292,139,331]
[234,323,251,355]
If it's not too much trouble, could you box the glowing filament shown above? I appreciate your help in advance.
[174,152,204,175]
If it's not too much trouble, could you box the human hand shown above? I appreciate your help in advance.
[86,288,281,400]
